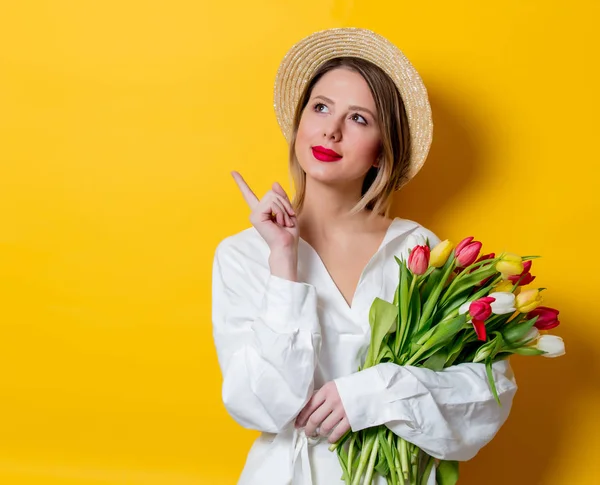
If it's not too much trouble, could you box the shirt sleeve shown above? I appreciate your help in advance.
[334,359,518,461]
[211,238,322,433]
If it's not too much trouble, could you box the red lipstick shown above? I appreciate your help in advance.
[312,146,342,162]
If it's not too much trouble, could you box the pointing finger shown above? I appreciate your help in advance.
[231,171,259,209]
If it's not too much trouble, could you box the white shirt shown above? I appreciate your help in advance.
[211,217,518,485]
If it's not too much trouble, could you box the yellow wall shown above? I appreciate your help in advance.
[1,1,598,484]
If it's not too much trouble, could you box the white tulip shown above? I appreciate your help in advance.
[536,335,565,358]
[521,327,539,344]
[488,292,516,314]
[398,233,429,262]
[458,301,471,315]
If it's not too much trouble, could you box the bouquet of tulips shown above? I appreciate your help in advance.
[328,235,565,485]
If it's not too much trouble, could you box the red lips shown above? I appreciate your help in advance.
[312,145,342,162]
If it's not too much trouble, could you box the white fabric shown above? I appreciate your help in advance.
[211,217,518,485]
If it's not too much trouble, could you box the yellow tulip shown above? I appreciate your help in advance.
[496,253,524,277]
[515,288,543,313]
[429,240,454,268]
[492,280,515,293]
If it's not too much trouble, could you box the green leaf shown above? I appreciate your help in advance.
[377,429,397,485]
[364,298,399,368]
[503,315,539,344]
[511,347,546,356]
[485,357,501,406]
[422,349,448,371]
[436,460,459,485]
[377,343,395,363]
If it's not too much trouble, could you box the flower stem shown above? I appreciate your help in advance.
[399,437,409,483]
[352,433,376,485]
[363,433,381,485]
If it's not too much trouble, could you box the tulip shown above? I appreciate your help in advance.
[508,260,536,286]
[496,253,524,277]
[536,335,565,357]
[522,327,540,344]
[408,245,430,275]
[493,280,519,294]
[429,240,454,268]
[527,306,560,331]
[515,288,543,313]
[399,233,428,262]
[455,236,482,267]
[487,292,516,314]
[458,296,495,341]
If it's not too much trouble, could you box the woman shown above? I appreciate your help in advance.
[212,28,517,485]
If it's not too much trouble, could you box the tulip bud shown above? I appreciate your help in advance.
[515,288,543,313]
[459,296,495,341]
[469,296,495,321]
[408,245,430,275]
[399,233,428,262]
[429,240,454,268]
[536,334,565,358]
[487,292,516,314]
[493,280,516,293]
[508,260,536,286]
[522,327,540,344]
[496,253,524,277]
[455,236,482,267]
[528,306,560,331]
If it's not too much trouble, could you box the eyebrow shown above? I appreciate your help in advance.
[313,95,377,119]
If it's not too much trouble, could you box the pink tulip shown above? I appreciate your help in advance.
[508,260,537,286]
[408,245,430,275]
[455,236,483,267]
[528,306,560,330]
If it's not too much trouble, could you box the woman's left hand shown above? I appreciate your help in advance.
[294,381,351,444]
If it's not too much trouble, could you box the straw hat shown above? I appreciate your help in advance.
[273,27,433,190]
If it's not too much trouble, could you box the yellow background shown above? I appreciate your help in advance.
[1,1,598,484]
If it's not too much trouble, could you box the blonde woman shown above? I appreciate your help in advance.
[212,28,517,485]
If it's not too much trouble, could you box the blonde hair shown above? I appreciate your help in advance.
[288,56,412,219]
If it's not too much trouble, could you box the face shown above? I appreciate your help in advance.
[295,67,382,188]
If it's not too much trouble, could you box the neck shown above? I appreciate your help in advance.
[297,176,377,240]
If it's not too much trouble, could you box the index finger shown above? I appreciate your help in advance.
[231,171,259,209]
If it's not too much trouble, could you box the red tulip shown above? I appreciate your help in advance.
[468,296,495,341]
[508,260,537,286]
[408,245,430,275]
[455,236,483,267]
[528,306,560,330]
[472,319,487,341]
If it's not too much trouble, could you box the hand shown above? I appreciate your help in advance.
[231,171,299,252]
[295,381,351,444]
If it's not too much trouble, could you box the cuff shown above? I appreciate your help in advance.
[260,274,319,332]
[334,366,389,431]
[334,363,425,432]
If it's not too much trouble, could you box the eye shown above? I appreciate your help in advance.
[351,113,368,125]
[313,102,328,113]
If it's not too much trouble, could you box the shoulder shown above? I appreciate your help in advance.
[394,217,442,248]
[213,225,270,274]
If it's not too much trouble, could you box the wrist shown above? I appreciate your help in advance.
[269,247,298,281]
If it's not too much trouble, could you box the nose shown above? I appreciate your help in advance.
[323,118,341,141]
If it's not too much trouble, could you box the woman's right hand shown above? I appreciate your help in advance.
[231,171,299,253]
